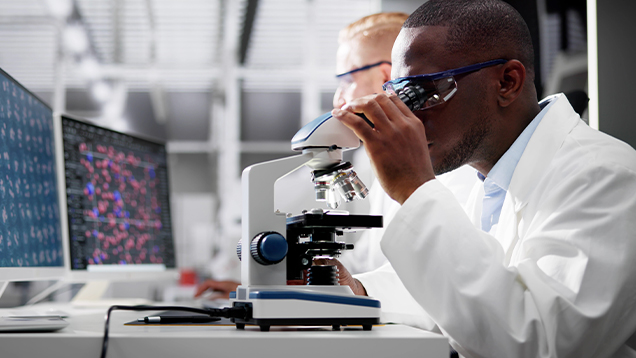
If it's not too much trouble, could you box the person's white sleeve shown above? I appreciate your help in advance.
[382,174,636,358]
[435,164,477,208]
[355,262,438,332]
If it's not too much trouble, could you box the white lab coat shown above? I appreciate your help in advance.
[357,94,636,357]
[340,154,477,274]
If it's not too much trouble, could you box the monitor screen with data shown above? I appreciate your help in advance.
[61,115,176,276]
[0,67,65,281]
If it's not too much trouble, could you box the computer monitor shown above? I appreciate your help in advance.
[59,115,178,286]
[0,67,66,298]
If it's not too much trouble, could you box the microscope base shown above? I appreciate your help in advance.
[230,287,381,331]
[232,315,379,331]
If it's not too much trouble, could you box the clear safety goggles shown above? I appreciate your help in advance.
[382,59,507,111]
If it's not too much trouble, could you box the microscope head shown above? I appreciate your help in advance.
[291,112,369,209]
[291,112,360,152]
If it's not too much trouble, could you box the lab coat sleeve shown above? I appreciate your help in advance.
[381,171,636,358]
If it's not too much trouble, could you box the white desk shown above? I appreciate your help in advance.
[0,305,449,358]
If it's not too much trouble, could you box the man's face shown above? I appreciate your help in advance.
[391,26,497,175]
[333,40,389,108]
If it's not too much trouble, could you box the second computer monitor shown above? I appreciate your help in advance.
[61,115,176,280]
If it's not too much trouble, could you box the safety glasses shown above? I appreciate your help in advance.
[336,61,392,90]
[382,59,507,111]
[336,61,392,78]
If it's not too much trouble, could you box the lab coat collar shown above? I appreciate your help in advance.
[491,94,580,262]
[508,93,581,213]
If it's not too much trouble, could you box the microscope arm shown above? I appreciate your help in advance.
[241,152,314,286]
[241,111,364,286]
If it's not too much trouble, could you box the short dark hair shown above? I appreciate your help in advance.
[404,0,534,79]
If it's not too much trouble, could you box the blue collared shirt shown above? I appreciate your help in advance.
[478,98,555,234]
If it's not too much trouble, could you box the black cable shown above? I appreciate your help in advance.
[101,304,248,358]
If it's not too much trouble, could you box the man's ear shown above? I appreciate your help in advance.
[379,62,392,83]
[497,59,526,108]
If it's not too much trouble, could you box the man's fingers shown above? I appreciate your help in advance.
[340,94,394,128]
[332,108,377,142]
[194,284,210,297]
[374,94,416,125]
[333,93,417,142]
[194,281,220,297]
[313,258,330,266]
[287,280,305,286]
[194,280,239,297]
[386,93,416,117]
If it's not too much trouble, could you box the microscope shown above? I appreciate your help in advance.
[231,111,383,331]
[230,81,434,331]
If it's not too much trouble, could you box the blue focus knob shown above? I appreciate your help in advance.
[250,232,287,265]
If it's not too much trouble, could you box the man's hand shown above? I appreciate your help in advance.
[332,93,435,204]
[194,279,239,299]
[314,258,367,296]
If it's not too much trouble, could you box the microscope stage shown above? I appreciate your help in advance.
[286,213,383,230]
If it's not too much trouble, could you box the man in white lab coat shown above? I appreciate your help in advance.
[332,0,636,357]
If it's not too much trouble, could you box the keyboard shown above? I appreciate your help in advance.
[0,315,68,332]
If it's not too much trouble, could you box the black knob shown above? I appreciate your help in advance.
[236,240,242,261]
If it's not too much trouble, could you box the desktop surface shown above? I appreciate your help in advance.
[0,303,448,358]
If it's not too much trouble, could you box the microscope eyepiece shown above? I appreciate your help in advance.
[397,84,427,111]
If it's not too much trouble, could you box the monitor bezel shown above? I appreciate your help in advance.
[0,67,67,283]
[56,113,178,282]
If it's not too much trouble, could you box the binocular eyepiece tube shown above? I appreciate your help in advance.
[397,84,428,112]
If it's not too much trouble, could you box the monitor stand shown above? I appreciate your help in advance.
[71,280,152,308]
[73,280,110,302]
[0,281,7,299]
[23,280,67,306]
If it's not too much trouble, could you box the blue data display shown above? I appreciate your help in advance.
[0,69,63,268]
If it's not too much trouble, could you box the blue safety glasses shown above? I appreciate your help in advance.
[336,61,392,91]
[336,61,392,78]
[382,59,507,111]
